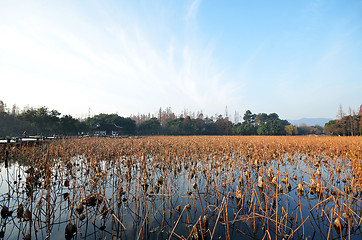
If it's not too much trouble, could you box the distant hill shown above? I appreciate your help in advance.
[288,118,333,127]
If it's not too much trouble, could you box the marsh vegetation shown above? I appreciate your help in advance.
[0,136,361,239]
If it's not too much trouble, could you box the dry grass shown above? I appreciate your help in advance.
[0,136,361,239]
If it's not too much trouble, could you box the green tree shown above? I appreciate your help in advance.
[234,122,256,135]
[254,113,268,127]
[18,107,60,135]
[165,118,184,135]
[0,111,33,137]
[268,119,284,135]
[285,125,298,135]
[59,115,79,135]
[88,113,136,134]
[255,113,288,135]
[138,118,161,135]
[243,110,256,124]
[0,100,6,113]
[203,117,217,135]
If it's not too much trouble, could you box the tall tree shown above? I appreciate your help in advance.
[337,104,345,120]
[243,110,256,124]
[59,115,79,135]
[255,113,288,135]
[0,100,5,113]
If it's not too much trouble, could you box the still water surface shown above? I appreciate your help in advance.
[0,152,360,239]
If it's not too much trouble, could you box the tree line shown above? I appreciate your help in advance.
[0,101,137,137]
[323,105,362,136]
[1,100,360,138]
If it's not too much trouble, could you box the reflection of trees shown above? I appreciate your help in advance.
[0,137,361,239]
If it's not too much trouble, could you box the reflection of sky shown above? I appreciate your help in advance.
[0,152,359,239]
[0,162,24,199]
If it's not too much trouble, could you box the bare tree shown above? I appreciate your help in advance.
[234,111,240,124]
[337,104,345,120]
[336,104,346,135]
[197,111,204,120]
[11,104,19,116]
[347,107,356,136]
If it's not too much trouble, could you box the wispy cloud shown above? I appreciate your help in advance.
[0,0,240,117]
[2,1,359,119]
[185,0,202,22]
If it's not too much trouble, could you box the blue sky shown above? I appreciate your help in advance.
[0,0,361,120]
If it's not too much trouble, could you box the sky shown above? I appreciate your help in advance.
[0,0,361,121]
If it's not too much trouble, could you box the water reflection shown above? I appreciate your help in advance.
[0,137,361,240]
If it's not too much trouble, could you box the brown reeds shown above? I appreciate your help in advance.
[0,136,361,239]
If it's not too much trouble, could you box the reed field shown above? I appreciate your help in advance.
[0,136,361,239]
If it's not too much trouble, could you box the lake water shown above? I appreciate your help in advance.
[0,137,361,239]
